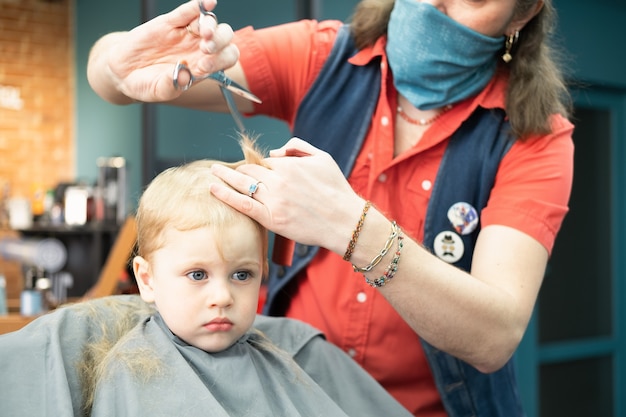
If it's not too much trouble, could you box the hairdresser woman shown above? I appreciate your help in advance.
[87,0,574,415]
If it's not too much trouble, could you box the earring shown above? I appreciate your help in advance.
[501,30,519,63]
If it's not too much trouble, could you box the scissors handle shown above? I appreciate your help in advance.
[198,0,217,19]
[172,61,248,131]
[172,61,261,103]
[172,61,194,91]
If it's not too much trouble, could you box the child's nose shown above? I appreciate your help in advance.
[207,280,234,308]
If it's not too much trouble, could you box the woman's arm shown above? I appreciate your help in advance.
[86,0,251,113]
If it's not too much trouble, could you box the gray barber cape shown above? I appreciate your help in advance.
[0,295,411,417]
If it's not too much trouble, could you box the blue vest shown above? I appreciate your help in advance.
[265,25,525,417]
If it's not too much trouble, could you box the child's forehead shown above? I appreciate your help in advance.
[155,223,263,263]
[160,221,261,247]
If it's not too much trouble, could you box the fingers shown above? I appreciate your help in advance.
[268,137,321,157]
[169,0,233,57]
[198,0,218,16]
[169,0,215,27]
[211,163,268,198]
[209,182,258,214]
[196,44,240,74]
[209,166,271,227]
[199,22,235,54]
[195,3,239,72]
[198,9,218,42]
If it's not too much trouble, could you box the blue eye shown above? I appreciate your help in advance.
[232,271,251,282]
[187,270,207,282]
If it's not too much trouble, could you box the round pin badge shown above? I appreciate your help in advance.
[433,231,464,264]
[447,202,479,236]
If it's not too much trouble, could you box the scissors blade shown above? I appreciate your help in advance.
[220,87,246,132]
[224,81,262,104]
[209,71,262,104]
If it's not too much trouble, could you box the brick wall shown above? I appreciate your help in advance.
[0,0,74,303]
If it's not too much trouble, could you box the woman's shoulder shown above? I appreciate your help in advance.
[511,112,574,155]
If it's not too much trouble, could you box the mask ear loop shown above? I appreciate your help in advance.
[501,30,519,63]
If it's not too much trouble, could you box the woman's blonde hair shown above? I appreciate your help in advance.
[349,0,572,140]
[135,134,269,275]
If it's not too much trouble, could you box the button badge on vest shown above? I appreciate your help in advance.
[447,202,478,235]
[433,231,464,263]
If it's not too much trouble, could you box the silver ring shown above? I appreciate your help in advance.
[247,181,262,198]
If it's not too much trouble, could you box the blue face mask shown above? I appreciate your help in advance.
[386,0,504,110]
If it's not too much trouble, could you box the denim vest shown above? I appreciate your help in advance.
[264,25,525,417]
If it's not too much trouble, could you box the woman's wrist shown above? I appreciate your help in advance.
[320,196,371,256]
[343,200,372,261]
[351,220,399,273]
[87,32,133,105]
[342,203,403,280]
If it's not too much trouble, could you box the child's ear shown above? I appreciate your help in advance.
[133,256,156,303]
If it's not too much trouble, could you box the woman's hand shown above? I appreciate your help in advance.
[210,138,366,254]
[87,0,240,105]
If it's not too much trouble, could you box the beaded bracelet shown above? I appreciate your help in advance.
[343,200,371,261]
[365,231,404,288]
[352,221,399,273]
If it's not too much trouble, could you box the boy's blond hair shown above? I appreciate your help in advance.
[135,135,269,275]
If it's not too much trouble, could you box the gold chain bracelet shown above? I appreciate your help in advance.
[352,221,399,273]
[366,230,404,288]
[343,200,371,261]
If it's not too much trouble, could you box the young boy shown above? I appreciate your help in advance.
[82,138,410,416]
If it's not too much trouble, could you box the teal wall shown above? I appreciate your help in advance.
[555,0,625,88]
[75,0,142,203]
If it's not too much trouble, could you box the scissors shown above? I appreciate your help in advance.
[172,4,261,131]
[173,60,260,131]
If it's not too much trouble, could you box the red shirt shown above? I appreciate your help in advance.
[236,20,574,416]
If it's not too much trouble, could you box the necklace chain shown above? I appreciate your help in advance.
[397,104,453,126]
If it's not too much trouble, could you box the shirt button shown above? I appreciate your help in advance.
[381,116,389,126]
[295,244,309,257]
[422,179,432,191]
[347,348,357,358]
[356,292,367,303]
[378,173,387,183]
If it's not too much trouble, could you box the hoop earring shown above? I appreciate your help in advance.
[501,30,519,63]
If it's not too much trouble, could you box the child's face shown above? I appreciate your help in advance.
[134,221,263,353]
